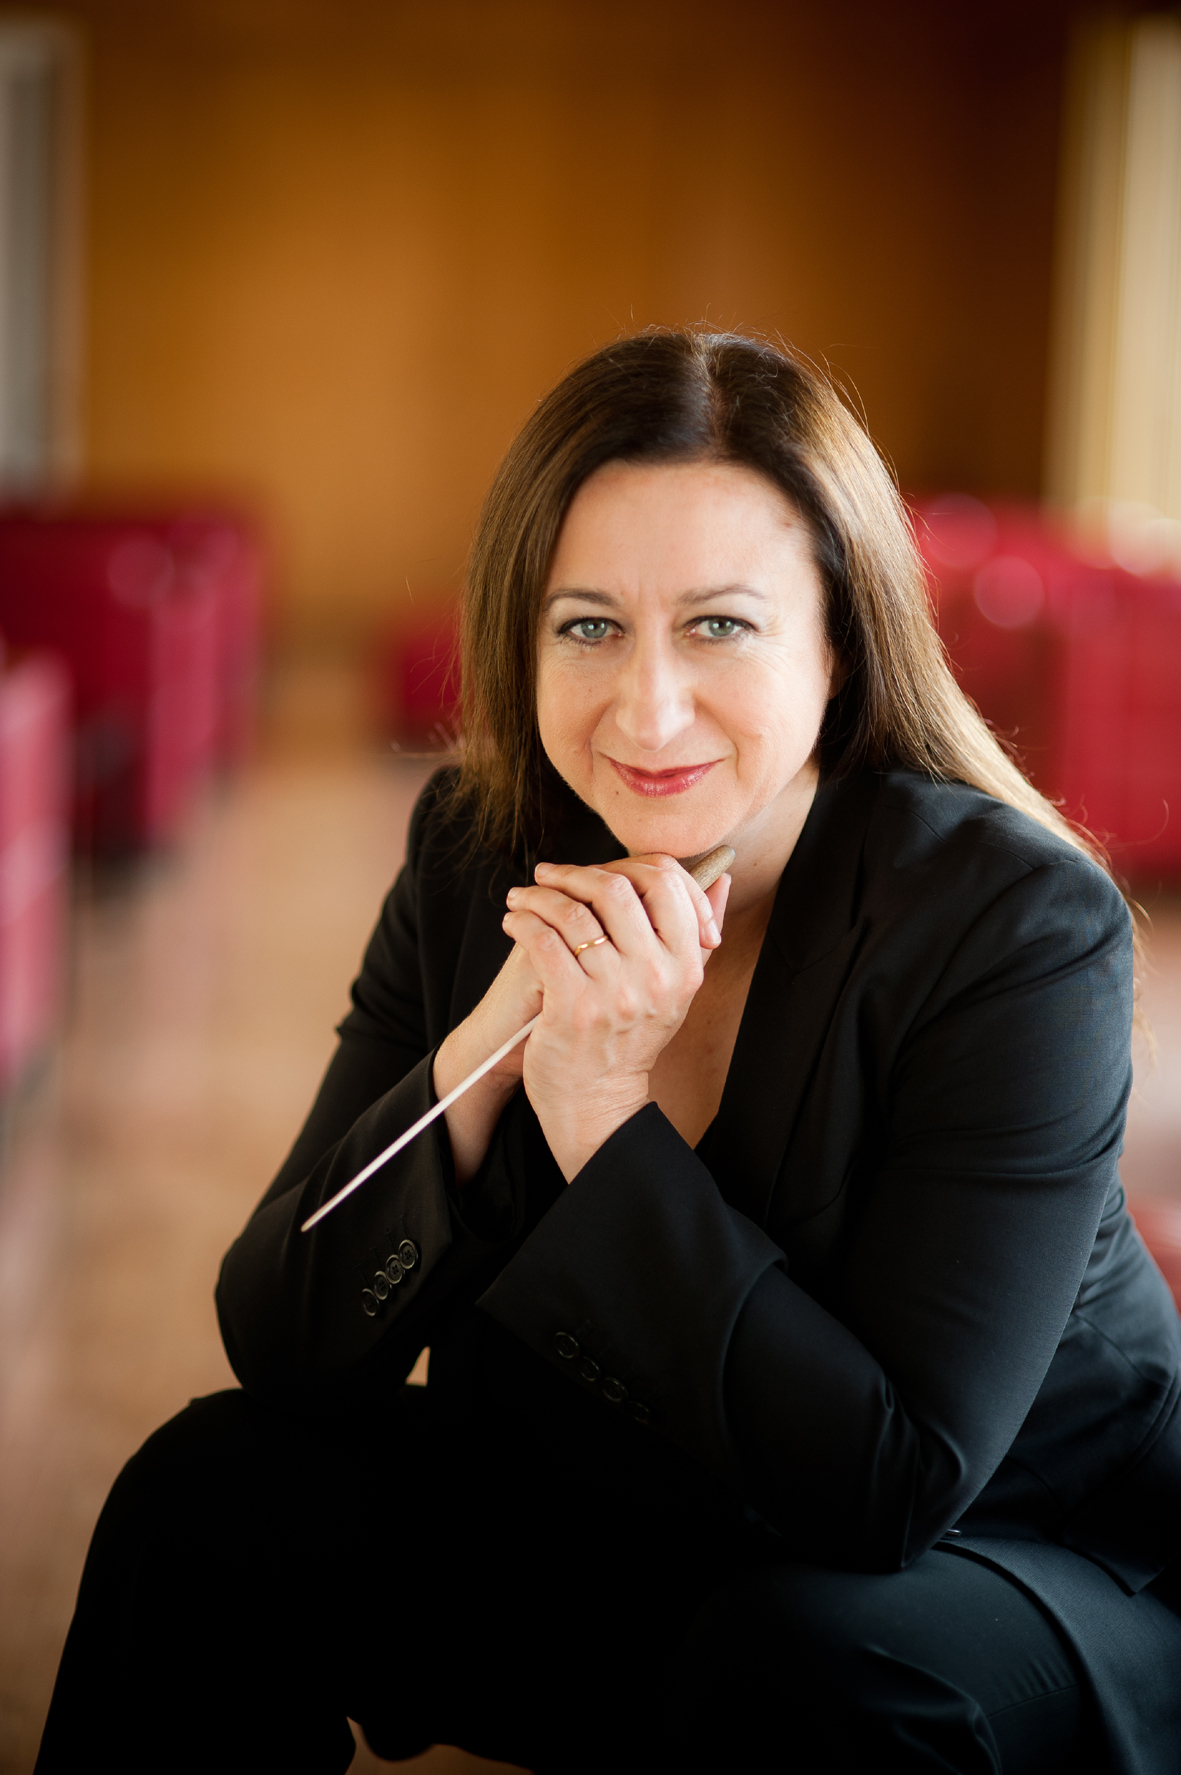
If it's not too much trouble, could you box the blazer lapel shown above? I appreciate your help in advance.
[706,771,881,1230]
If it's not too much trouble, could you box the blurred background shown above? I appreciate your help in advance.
[0,2,1179,1770]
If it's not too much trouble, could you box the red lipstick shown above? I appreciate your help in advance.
[607,758,718,798]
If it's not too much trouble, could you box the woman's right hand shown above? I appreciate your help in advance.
[434,856,721,1184]
[433,893,594,1184]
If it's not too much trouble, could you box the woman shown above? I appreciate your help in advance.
[38,331,1181,1774]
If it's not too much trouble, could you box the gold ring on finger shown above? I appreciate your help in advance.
[571,935,609,959]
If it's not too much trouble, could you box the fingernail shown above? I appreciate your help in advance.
[708,918,721,943]
[534,861,553,877]
[506,887,519,904]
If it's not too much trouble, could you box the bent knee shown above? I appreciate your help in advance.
[107,1389,282,1515]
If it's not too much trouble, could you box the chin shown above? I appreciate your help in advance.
[596,800,737,862]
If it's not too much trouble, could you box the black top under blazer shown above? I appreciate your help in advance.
[218,766,1181,1773]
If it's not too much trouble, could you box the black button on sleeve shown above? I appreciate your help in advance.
[372,1272,390,1301]
[398,1239,419,1270]
[627,1401,651,1427]
[385,1256,404,1285]
[578,1357,601,1385]
[601,1376,628,1405]
[552,1331,580,1361]
[360,1289,378,1318]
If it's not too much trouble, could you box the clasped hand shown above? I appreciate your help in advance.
[434,855,727,1185]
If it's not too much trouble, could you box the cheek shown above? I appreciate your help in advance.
[536,660,597,770]
[715,651,832,757]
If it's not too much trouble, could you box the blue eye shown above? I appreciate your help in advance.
[567,618,612,642]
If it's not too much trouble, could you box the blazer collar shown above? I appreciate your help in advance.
[704,769,882,1226]
[763,767,881,971]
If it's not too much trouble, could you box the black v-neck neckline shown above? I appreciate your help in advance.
[694,770,881,1222]
[541,769,883,1219]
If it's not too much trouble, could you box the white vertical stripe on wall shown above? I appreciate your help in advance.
[0,23,82,495]
[1110,18,1181,520]
[1045,19,1128,512]
[1047,14,1181,554]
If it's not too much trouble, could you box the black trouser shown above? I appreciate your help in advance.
[36,1388,1099,1774]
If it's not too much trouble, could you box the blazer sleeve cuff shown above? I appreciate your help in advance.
[220,1051,458,1394]
[476,1102,783,1481]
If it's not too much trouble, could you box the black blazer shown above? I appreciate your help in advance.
[218,767,1181,1772]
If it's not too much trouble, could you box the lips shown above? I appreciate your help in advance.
[607,757,719,798]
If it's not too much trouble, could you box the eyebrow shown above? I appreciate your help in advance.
[542,583,767,612]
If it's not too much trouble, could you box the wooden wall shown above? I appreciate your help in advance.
[24,0,1113,648]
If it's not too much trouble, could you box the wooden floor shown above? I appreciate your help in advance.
[0,736,515,1774]
[0,687,1177,1772]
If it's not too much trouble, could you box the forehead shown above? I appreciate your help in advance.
[546,459,814,595]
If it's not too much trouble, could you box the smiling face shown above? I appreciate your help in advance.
[536,458,838,878]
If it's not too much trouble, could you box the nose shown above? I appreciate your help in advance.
[612,633,696,754]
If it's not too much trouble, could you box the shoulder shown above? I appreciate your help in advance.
[343,769,505,1045]
[866,769,1129,934]
[404,764,465,866]
[399,765,510,903]
[844,772,1135,1067]
[845,771,1134,1014]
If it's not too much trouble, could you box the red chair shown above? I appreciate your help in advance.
[164,516,264,769]
[0,653,71,1089]
[376,608,460,745]
[0,510,262,853]
[915,500,1181,878]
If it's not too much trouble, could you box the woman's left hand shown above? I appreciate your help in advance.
[502,855,725,1181]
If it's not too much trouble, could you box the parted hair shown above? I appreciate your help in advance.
[454,328,1096,867]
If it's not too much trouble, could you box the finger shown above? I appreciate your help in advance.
[535,859,701,964]
[532,862,675,961]
[705,873,731,931]
[501,907,595,996]
[621,860,709,960]
[505,884,606,952]
[701,873,731,960]
[598,854,721,948]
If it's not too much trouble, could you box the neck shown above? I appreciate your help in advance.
[720,759,820,920]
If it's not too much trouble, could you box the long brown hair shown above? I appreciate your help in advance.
[455,328,1097,869]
